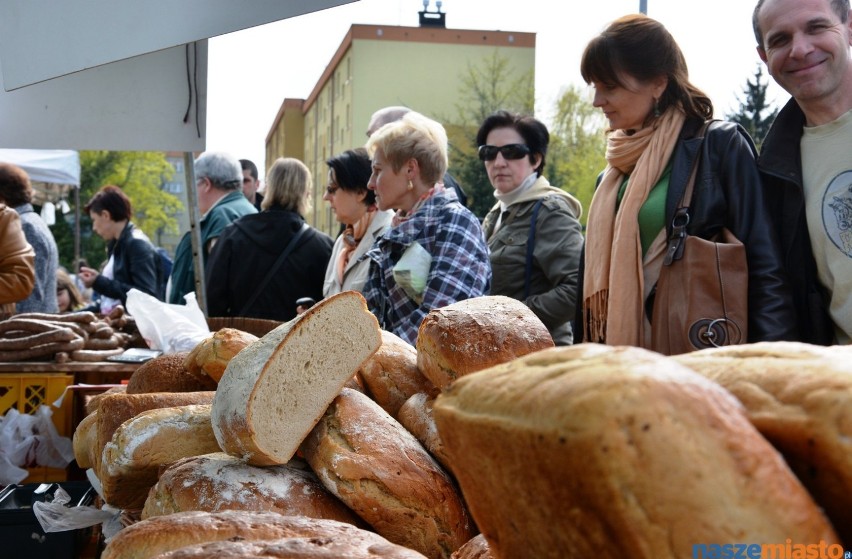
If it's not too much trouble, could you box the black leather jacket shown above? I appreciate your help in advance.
[92,221,159,304]
[755,99,834,344]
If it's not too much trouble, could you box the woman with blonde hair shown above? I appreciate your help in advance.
[56,267,85,312]
[363,111,491,345]
[205,157,333,321]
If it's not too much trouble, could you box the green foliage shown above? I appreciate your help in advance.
[725,64,778,149]
[50,151,183,270]
[547,85,608,226]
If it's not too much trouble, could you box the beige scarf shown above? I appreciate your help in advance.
[583,108,685,346]
[337,208,377,284]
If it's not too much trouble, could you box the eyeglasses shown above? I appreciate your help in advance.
[325,183,340,196]
[478,143,531,162]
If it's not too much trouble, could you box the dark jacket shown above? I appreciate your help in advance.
[204,206,333,321]
[577,117,797,343]
[756,99,835,345]
[92,221,159,304]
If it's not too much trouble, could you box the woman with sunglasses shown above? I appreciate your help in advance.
[321,148,393,298]
[477,110,584,345]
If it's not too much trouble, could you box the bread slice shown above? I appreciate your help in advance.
[433,344,839,558]
[101,510,424,559]
[416,295,553,390]
[142,451,364,528]
[212,291,381,466]
[100,404,221,510]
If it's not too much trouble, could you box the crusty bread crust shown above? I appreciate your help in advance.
[416,296,553,390]
[674,341,852,546]
[433,344,838,558]
[184,328,259,383]
[450,535,492,559]
[72,410,98,469]
[142,451,364,528]
[301,388,475,559]
[126,352,216,394]
[102,511,418,559]
[397,392,450,472]
[85,385,126,416]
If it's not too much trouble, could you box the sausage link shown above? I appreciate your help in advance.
[14,311,96,323]
[0,338,85,362]
[0,327,76,350]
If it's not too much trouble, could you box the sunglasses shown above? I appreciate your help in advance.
[478,143,531,161]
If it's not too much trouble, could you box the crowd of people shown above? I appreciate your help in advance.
[1,0,849,350]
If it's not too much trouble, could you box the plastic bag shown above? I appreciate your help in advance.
[392,242,432,305]
[0,406,73,485]
[126,288,210,353]
[33,485,116,533]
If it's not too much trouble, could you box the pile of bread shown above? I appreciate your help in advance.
[73,291,852,558]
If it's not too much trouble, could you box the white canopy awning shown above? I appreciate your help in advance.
[0,149,80,186]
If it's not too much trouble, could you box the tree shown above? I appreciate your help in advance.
[547,85,607,226]
[726,64,778,149]
[51,151,183,270]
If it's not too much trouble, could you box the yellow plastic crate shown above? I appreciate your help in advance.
[0,373,74,483]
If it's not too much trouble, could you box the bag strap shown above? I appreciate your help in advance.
[524,197,546,299]
[238,223,309,315]
[663,120,712,266]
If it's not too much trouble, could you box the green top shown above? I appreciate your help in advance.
[617,162,672,256]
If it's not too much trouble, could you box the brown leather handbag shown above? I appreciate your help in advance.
[650,122,748,355]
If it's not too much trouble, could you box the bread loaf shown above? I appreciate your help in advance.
[95,391,215,479]
[102,511,423,559]
[85,385,126,416]
[100,404,221,510]
[150,535,428,559]
[126,352,216,394]
[416,295,553,390]
[142,451,363,528]
[184,328,258,383]
[358,330,435,418]
[674,341,852,546]
[450,535,491,559]
[212,291,381,466]
[397,393,450,471]
[433,344,838,558]
[72,410,98,469]
[301,387,474,559]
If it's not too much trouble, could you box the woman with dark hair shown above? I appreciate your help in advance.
[322,148,393,297]
[578,14,795,351]
[79,185,160,312]
[477,110,583,345]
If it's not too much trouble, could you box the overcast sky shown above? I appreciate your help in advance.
[205,0,786,175]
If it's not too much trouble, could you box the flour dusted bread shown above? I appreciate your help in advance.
[433,344,838,558]
[212,291,381,466]
[301,387,474,559]
[397,393,450,471]
[358,330,435,418]
[100,404,221,510]
[674,342,852,546]
[416,295,553,390]
[150,536,427,559]
[102,511,424,559]
[142,451,363,527]
[126,352,216,393]
[185,328,259,383]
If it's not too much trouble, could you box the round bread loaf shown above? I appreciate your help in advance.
[433,344,839,558]
[142,451,364,528]
[397,392,450,472]
[674,341,852,547]
[102,511,421,559]
[126,352,216,394]
[150,534,428,559]
[450,535,491,559]
[184,328,259,383]
[416,295,553,390]
[301,387,475,559]
[358,329,436,418]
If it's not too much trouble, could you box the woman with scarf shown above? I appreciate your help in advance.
[363,111,491,345]
[322,148,393,297]
[579,14,795,351]
[478,111,583,345]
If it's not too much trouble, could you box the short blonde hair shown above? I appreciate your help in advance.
[262,158,311,215]
[365,111,448,185]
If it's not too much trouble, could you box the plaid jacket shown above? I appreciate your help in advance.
[363,188,491,345]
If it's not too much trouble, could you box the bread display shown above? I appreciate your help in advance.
[674,342,852,546]
[72,410,98,469]
[101,511,424,559]
[301,387,475,559]
[142,451,363,528]
[100,404,222,510]
[397,392,450,471]
[416,295,553,390]
[126,352,216,394]
[433,344,838,558]
[358,329,436,418]
[450,535,491,559]
[184,328,259,383]
[212,291,381,466]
